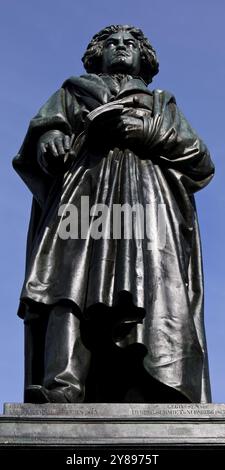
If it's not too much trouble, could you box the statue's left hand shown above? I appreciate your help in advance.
[115,114,144,142]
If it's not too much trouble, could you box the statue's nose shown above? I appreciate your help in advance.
[117,42,126,50]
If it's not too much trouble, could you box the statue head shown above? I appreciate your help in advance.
[82,25,159,84]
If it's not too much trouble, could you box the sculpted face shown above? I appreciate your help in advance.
[102,30,141,75]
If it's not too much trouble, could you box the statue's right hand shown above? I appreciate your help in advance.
[37,130,73,174]
[38,130,71,160]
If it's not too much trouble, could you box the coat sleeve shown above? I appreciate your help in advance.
[144,90,215,193]
[12,88,74,207]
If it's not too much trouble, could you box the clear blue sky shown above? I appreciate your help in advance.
[0,0,224,410]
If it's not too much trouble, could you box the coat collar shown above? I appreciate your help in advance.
[63,73,152,107]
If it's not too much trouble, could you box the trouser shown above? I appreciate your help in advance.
[42,304,91,402]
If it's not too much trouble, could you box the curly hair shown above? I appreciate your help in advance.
[82,25,159,84]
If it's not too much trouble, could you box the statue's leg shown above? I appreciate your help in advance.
[24,314,48,395]
[25,304,91,403]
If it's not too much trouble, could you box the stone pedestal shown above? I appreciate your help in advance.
[1,403,225,464]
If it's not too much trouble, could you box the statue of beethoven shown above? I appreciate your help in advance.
[13,25,214,403]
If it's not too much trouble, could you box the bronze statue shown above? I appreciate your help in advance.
[13,25,214,404]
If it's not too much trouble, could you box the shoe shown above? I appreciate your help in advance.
[24,385,69,403]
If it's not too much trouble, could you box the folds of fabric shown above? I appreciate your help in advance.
[13,74,214,403]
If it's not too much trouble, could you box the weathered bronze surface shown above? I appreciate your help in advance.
[13,25,214,403]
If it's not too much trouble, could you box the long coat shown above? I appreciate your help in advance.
[13,73,214,402]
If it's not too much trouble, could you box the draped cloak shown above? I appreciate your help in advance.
[13,73,215,402]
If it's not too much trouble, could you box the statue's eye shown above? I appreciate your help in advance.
[106,41,116,47]
[121,40,136,48]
